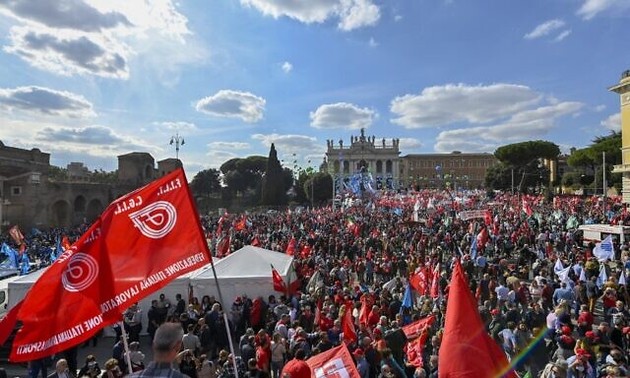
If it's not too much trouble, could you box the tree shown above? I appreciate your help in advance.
[484,163,511,191]
[261,144,287,206]
[492,140,559,193]
[190,168,221,199]
[565,131,621,193]
[304,173,333,205]
[220,155,268,197]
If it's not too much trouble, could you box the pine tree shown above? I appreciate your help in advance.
[261,144,287,206]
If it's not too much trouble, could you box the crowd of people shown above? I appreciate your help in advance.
[13,189,630,377]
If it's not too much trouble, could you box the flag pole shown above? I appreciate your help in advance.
[118,320,134,374]
[208,259,240,378]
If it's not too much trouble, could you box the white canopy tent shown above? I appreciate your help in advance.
[190,245,295,306]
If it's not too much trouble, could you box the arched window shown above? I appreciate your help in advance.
[386,160,393,174]
[376,160,383,174]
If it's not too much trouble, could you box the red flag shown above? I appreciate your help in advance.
[4,168,211,362]
[430,264,440,299]
[251,236,261,247]
[314,299,322,328]
[0,301,22,345]
[271,265,287,292]
[483,210,492,226]
[406,327,429,368]
[477,227,489,250]
[300,244,312,258]
[286,237,296,256]
[358,294,372,326]
[409,267,428,295]
[522,198,533,217]
[402,315,435,339]
[216,235,230,257]
[8,226,24,247]
[235,217,247,231]
[341,302,357,345]
[306,344,360,378]
[61,236,71,251]
[438,260,517,378]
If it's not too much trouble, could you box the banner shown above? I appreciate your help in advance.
[306,344,361,378]
[457,210,488,221]
[5,168,211,362]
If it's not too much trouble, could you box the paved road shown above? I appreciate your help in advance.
[0,336,154,378]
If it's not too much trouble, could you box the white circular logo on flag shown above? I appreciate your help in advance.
[62,253,99,292]
[128,201,177,239]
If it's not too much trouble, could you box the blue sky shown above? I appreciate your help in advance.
[0,0,628,177]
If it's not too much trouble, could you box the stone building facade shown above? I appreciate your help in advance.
[325,128,401,190]
[0,141,180,230]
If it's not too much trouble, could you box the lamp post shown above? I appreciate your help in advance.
[169,133,185,160]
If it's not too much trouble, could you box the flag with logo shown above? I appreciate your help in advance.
[306,344,360,378]
[402,315,435,340]
[409,267,428,296]
[271,264,287,292]
[0,168,211,362]
[593,235,614,262]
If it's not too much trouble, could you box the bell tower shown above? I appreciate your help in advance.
[610,70,630,203]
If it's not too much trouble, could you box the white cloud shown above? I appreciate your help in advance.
[0,0,131,32]
[434,101,583,152]
[239,0,380,31]
[0,85,95,118]
[398,138,423,150]
[281,61,293,73]
[208,141,251,149]
[390,83,541,128]
[195,90,266,123]
[337,0,380,31]
[601,112,621,131]
[553,29,571,42]
[154,121,198,132]
[251,133,323,155]
[595,104,607,112]
[577,0,630,20]
[310,102,376,130]
[368,37,378,47]
[524,19,565,40]
[5,26,129,79]
[0,0,199,80]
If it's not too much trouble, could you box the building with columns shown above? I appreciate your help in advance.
[325,128,401,189]
[611,69,630,203]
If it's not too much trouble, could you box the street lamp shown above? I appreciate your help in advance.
[169,133,185,160]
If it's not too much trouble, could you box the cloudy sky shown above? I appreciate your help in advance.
[0,0,628,177]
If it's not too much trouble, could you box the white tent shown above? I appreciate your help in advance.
[6,265,204,336]
[190,245,295,306]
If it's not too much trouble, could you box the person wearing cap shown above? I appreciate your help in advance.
[566,348,595,378]
[353,348,369,378]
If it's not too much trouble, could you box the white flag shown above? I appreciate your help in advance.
[579,268,587,282]
[593,235,615,262]
[597,266,608,289]
[554,258,564,274]
[620,270,627,286]
[556,266,571,284]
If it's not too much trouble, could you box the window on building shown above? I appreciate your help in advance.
[343,161,350,174]
[11,186,21,196]
[386,160,393,174]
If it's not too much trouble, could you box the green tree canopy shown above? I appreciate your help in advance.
[190,168,221,198]
[261,144,288,206]
[494,140,560,167]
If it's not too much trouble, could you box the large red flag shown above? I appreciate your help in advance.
[3,168,212,362]
[271,265,287,292]
[358,294,373,326]
[406,327,429,368]
[438,260,516,378]
[306,344,360,378]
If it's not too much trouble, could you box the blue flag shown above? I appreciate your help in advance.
[0,243,20,269]
[470,237,478,261]
[20,253,30,275]
[400,284,413,312]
